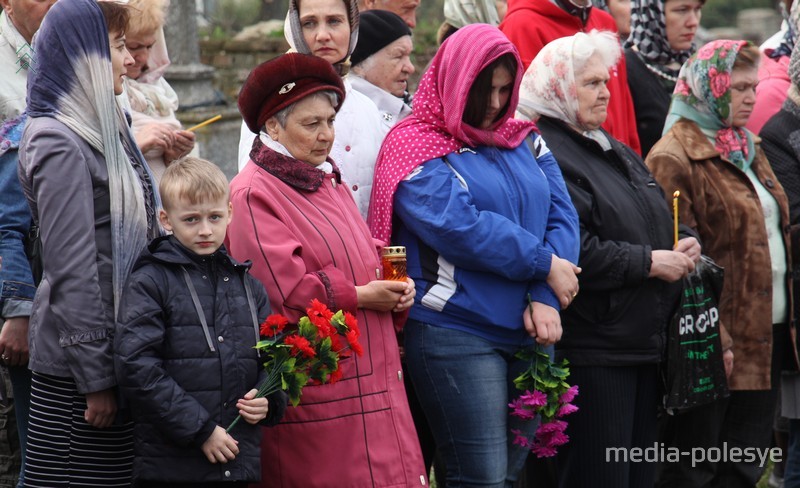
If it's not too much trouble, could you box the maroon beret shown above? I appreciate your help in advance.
[238,53,346,134]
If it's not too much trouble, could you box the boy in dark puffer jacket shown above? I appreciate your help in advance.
[114,157,287,488]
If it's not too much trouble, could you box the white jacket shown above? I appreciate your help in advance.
[238,77,384,218]
[350,75,411,139]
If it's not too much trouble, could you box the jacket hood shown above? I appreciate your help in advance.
[505,0,570,21]
[134,235,251,271]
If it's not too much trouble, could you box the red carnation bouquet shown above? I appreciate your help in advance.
[508,295,579,457]
[227,299,362,432]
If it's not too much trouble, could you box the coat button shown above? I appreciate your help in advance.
[224,470,231,478]
[223,402,228,407]
[345,145,351,152]
[218,335,224,343]
[331,179,337,188]
[765,178,775,188]
[352,184,358,191]
[223,276,229,282]
[202,275,208,280]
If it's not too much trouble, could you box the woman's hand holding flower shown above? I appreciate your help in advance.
[237,388,269,425]
[523,301,562,345]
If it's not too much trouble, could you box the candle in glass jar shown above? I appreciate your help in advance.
[381,246,407,281]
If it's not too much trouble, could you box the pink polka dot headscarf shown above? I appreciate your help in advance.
[367,23,537,244]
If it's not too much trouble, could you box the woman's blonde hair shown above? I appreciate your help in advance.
[160,157,229,210]
[127,0,168,36]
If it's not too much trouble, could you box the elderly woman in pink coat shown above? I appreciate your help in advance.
[225,53,426,488]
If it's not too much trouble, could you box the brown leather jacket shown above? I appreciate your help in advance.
[646,119,798,391]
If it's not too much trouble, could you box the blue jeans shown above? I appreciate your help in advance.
[404,319,538,487]
[0,148,35,317]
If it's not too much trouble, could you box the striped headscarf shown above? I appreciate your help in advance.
[27,0,159,317]
[367,24,536,244]
[624,0,694,71]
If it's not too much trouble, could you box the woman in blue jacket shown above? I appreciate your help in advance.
[368,24,581,486]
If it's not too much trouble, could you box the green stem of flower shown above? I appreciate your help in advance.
[526,293,542,387]
[225,357,286,433]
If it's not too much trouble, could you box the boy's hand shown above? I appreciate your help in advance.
[201,426,239,464]
[237,388,269,424]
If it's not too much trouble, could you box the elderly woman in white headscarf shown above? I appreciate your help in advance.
[518,30,700,487]
[235,0,384,218]
[123,0,195,184]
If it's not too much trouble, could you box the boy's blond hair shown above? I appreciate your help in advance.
[127,0,168,36]
[160,157,229,211]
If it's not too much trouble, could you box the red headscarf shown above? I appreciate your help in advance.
[367,24,537,244]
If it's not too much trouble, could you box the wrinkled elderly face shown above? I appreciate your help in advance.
[729,66,758,128]
[1,0,57,44]
[358,36,414,97]
[125,30,157,80]
[575,54,610,131]
[299,0,351,64]
[266,94,337,166]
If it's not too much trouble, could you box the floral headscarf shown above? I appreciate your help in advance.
[518,30,620,145]
[665,40,755,169]
[283,0,359,76]
[367,24,536,244]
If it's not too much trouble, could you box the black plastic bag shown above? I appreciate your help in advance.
[663,255,729,413]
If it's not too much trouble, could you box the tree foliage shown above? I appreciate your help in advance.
[701,0,777,29]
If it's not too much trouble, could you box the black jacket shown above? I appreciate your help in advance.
[625,48,675,158]
[538,116,685,366]
[761,99,800,322]
[114,236,287,483]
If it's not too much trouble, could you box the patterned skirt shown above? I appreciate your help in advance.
[24,373,133,488]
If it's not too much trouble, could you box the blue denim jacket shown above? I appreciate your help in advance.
[0,116,35,319]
